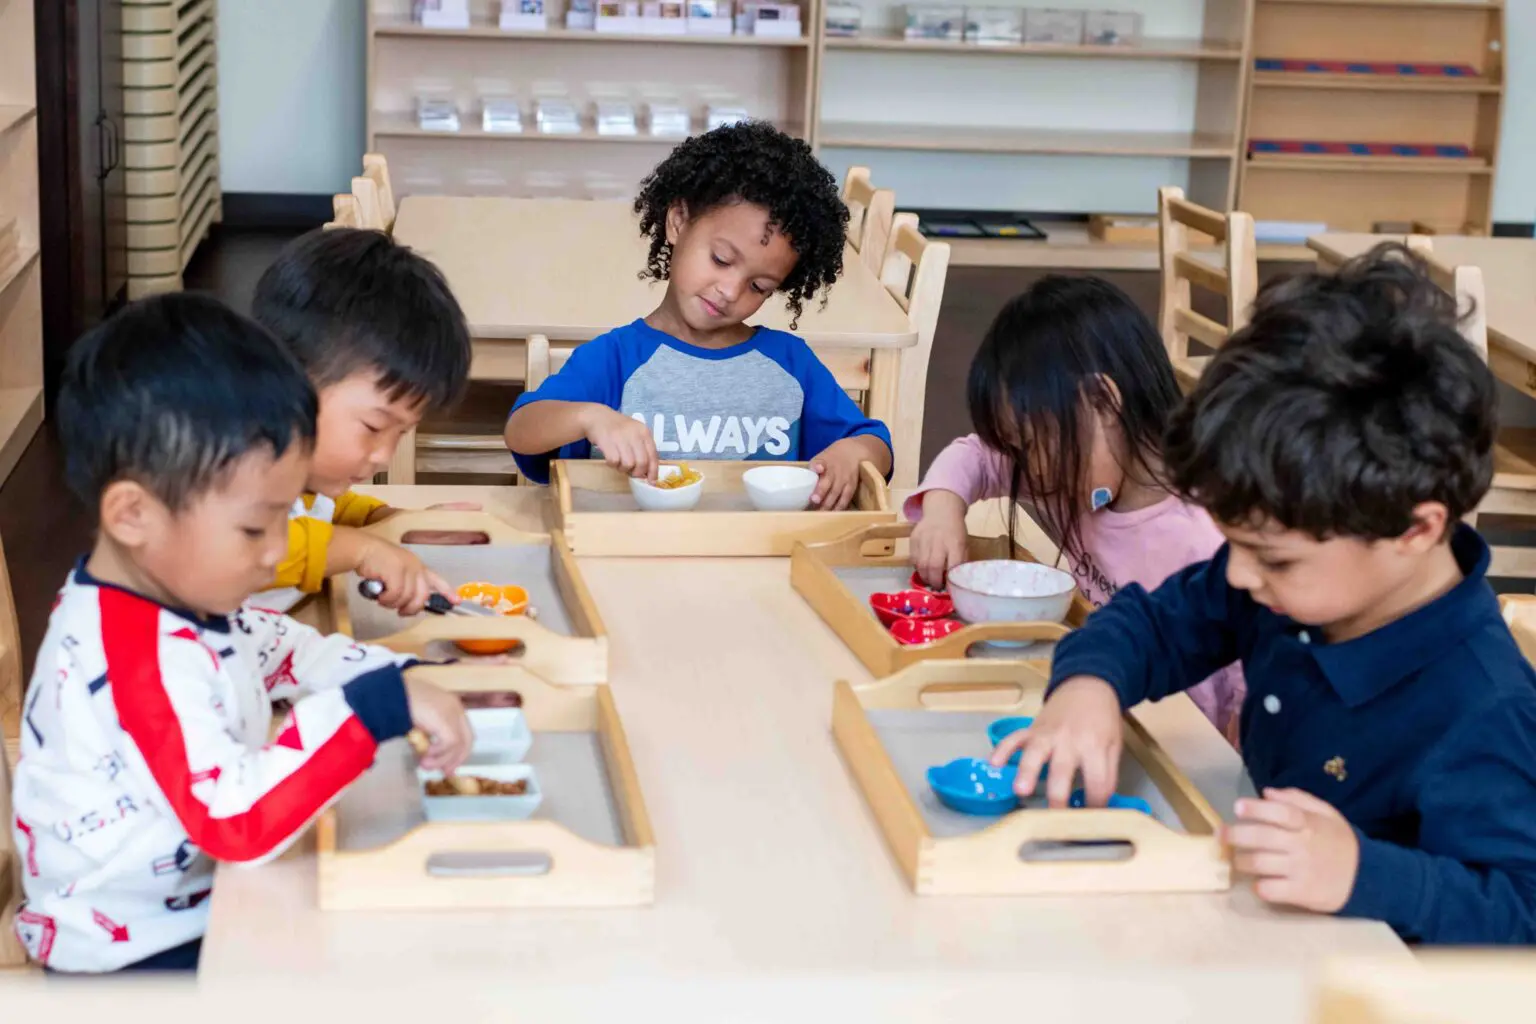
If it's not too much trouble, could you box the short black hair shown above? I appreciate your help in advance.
[633,120,848,328]
[251,228,471,411]
[58,292,318,512]
[1166,242,1495,540]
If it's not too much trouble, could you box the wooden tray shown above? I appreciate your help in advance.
[327,510,609,684]
[317,665,654,909]
[791,522,1094,675]
[832,659,1230,896]
[551,459,896,556]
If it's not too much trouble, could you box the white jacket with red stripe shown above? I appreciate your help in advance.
[9,563,415,972]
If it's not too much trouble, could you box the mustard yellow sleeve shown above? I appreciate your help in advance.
[272,516,335,594]
[332,490,389,528]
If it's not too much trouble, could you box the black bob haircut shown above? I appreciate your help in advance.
[1165,242,1495,541]
[251,228,471,412]
[633,120,848,328]
[58,292,318,513]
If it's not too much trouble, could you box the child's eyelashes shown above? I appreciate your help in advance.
[241,527,265,540]
[1259,559,1294,572]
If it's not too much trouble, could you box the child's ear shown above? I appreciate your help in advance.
[1400,501,1452,552]
[1086,373,1123,416]
[99,480,161,550]
[665,202,689,246]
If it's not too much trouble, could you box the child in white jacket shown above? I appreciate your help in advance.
[10,294,472,974]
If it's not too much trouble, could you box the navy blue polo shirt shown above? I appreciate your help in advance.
[1050,525,1536,944]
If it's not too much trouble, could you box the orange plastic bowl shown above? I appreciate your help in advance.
[453,582,529,656]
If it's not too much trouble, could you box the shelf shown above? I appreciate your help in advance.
[819,123,1237,158]
[0,386,42,488]
[824,34,1243,61]
[1246,154,1493,173]
[372,113,805,143]
[0,244,39,299]
[0,105,36,137]
[1258,0,1501,7]
[1252,70,1500,93]
[944,224,1314,270]
[371,17,809,47]
[1260,0,1501,7]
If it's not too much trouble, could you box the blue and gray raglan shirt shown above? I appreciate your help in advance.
[509,318,893,485]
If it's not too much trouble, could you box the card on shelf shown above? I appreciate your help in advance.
[596,0,642,31]
[499,0,549,30]
[1023,8,1084,45]
[687,0,734,34]
[902,5,964,42]
[416,98,461,132]
[965,7,1022,44]
[413,0,471,29]
[1084,10,1141,46]
[566,0,598,28]
[824,2,861,37]
[482,98,524,133]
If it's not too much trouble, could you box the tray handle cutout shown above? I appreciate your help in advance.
[1018,840,1135,863]
[363,510,551,547]
[916,681,1028,711]
[926,621,1071,659]
[426,851,554,877]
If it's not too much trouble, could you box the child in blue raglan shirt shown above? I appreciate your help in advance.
[504,121,893,510]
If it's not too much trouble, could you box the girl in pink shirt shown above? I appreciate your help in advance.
[907,276,1245,742]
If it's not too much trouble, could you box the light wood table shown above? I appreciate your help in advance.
[389,196,918,483]
[1309,234,1536,406]
[199,486,1405,1002]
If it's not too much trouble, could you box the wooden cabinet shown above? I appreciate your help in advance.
[37,0,130,397]
[0,0,44,485]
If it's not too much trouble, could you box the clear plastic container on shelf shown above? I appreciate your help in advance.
[416,97,462,133]
[596,0,642,31]
[482,98,524,133]
[413,0,471,29]
[535,96,584,134]
[901,5,964,41]
[686,0,734,35]
[499,0,549,30]
[737,2,800,37]
[1084,10,1142,46]
[566,0,598,29]
[640,0,688,33]
[824,2,861,37]
[706,104,751,131]
[964,7,1022,45]
[647,101,693,138]
[1023,8,1085,44]
[595,100,639,135]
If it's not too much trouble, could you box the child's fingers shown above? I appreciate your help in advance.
[1234,797,1307,831]
[1233,851,1290,878]
[1223,822,1294,854]
[1043,746,1080,808]
[809,462,829,504]
[1012,734,1054,798]
[1078,747,1118,808]
[989,727,1030,769]
[427,570,454,601]
[1262,787,1337,816]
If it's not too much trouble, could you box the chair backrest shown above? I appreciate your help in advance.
[842,166,896,278]
[351,176,388,232]
[362,153,397,232]
[1157,186,1258,387]
[523,335,564,393]
[879,218,950,489]
[325,193,360,230]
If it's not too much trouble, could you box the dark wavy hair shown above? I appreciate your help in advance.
[632,120,848,328]
[969,275,1183,564]
[1166,242,1495,540]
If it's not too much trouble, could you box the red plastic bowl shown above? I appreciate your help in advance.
[909,570,946,594]
[870,590,956,627]
[889,617,963,646]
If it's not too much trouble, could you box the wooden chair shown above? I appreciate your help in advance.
[361,153,397,232]
[867,217,950,489]
[1156,186,1258,391]
[325,193,360,230]
[1398,241,1536,579]
[842,166,896,278]
[1,530,30,968]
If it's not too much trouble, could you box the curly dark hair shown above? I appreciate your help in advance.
[633,120,848,327]
[1165,242,1495,541]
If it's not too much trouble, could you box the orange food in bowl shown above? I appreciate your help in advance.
[453,582,530,655]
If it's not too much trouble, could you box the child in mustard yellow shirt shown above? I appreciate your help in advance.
[252,228,475,615]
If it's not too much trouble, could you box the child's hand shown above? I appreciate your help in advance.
[810,438,866,510]
[1226,788,1359,913]
[990,676,1123,806]
[403,674,472,774]
[911,490,969,588]
[582,406,658,481]
[370,501,487,545]
[357,536,454,616]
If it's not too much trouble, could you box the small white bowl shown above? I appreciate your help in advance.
[629,465,704,512]
[418,763,543,822]
[743,465,818,512]
[465,707,532,764]
[946,560,1076,627]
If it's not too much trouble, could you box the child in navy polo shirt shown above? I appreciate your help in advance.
[504,121,892,509]
[993,244,1536,944]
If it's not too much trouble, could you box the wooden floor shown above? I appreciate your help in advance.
[0,227,1281,674]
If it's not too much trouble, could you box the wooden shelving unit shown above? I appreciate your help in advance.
[1237,0,1505,234]
[367,0,815,199]
[122,0,222,299]
[0,0,44,486]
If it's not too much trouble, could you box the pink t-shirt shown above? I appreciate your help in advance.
[905,434,1246,741]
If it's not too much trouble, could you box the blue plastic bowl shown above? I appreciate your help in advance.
[1068,790,1153,816]
[926,757,1020,815]
[987,716,1034,766]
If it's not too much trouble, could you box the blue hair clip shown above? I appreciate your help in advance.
[1091,487,1113,511]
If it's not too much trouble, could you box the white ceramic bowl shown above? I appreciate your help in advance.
[629,465,704,511]
[743,465,818,512]
[946,560,1076,626]
[465,707,532,764]
[418,763,543,822]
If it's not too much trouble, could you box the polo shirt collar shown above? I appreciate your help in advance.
[1307,525,1495,708]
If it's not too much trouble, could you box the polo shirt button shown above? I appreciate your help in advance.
[1298,631,1311,645]
[1264,695,1282,714]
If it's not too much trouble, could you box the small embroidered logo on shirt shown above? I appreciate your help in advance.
[1324,756,1348,782]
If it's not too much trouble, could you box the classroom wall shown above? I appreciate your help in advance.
[218,0,1536,221]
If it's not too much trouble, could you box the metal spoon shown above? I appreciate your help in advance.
[356,578,498,617]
